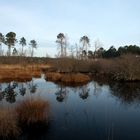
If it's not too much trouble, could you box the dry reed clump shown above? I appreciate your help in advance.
[46,72,62,81]
[61,73,90,83]
[46,72,90,83]
[0,69,32,81]
[16,98,50,125]
[0,107,20,139]
[0,65,44,81]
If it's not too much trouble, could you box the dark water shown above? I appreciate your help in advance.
[0,77,140,140]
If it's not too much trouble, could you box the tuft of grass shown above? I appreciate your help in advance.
[61,73,90,83]
[46,72,62,81]
[0,107,20,139]
[46,72,90,84]
[16,98,50,126]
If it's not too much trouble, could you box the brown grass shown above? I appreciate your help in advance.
[0,107,20,139]
[46,72,62,81]
[0,64,49,81]
[61,73,90,83]
[46,72,90,83]
[16,98,50,125]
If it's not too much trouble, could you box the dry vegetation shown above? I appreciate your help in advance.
[90,55,140,81]
[16,98,50,125]
[0,107,20,139]
[0,97,50,139]
[0,64,50,82]
[46,72,90,83]
[0,55,140,82]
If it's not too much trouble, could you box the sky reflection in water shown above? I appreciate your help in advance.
[0,78,140,140]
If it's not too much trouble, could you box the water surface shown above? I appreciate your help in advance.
[0,78,140,140]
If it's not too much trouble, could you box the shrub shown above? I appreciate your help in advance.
[113,55,140,81]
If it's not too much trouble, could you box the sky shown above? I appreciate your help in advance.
[0,0,140,57]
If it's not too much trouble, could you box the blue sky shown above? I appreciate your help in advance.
[0,0,140,57]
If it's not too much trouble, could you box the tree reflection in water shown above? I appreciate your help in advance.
[0,84,4,101]
[79,85,90,100]
[110,82,140,104]
[55,85,67,102]
[0,80,38,103]
[28,80,37,94]
[4,82,18,103]
[19,83,26,96]
[92,82,102,97]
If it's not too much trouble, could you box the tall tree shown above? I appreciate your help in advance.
[12,48,18,56]
[80,35,90,53]
[5,32,16,56]
[94,39,103,58]
[29,40,37,57]
[0,33,5,56]
[56,33,65,57]
[19,37,26,56]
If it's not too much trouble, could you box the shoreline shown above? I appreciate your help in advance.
[0,64,140,83]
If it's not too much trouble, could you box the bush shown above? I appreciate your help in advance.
[90,55,140,81]
[113,55,140,81]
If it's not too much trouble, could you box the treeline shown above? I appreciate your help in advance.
[1,32,140,59]
[0,32,37,57]
[88,45,140,59]
[56,33,140,59]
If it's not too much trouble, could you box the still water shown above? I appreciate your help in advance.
[0,77,140,140]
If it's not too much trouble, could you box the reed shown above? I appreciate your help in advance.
[0,107,20,139]
[16,98,50,126]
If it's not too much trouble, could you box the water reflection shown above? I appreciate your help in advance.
[55,85,67,102]
[0,84,4,101]
[0,78,140,140]
[2,82,18,103]
[0,78,140,106]
[110,82,140,104]
[28,80,37,94]
[0,80,38,103]
[19,83,26,96]
[79,85,90,100]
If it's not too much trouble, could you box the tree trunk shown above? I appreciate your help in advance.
[8,46,11,56]
[61,42,63,57]
[22,45,23,56]
[31,47,34,57]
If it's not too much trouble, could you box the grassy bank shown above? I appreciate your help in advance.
[0,64,50,82]
[0,55,140,82]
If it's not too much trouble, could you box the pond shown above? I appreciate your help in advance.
[0,77,140,140]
